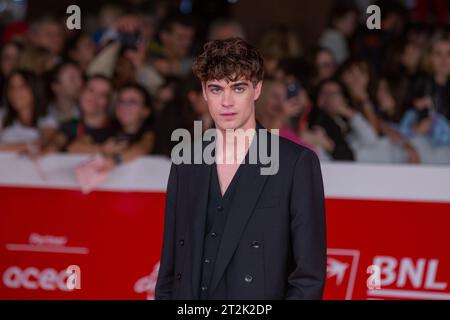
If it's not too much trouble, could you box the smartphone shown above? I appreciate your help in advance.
[417,108,430,121]
[118,31,141,51]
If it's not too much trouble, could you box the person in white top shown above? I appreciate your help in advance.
[319,3,359,65]
[47,61,83,124]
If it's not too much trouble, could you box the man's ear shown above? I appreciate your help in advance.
[201,82,208,101]
[253,80,263,101]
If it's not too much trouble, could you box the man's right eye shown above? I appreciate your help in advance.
[211,88,222,94]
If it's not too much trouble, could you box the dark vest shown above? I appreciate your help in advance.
[199,162,242,299]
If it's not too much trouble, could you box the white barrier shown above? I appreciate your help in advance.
[1,151,450,202]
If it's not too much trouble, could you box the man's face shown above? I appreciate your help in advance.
[33,22,64,55]
[80,78,111,116]
[202,78,262,131]
[1,43,20,76]
[317,82,346,115]
[55,64,83,99]
[115,88,150,127]
[162,23,194,59]
[430,40,450,77]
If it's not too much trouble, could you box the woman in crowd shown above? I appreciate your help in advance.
[51,74,114,153]
[153,74,211,157]
[394,30,450,164]
[382,35,424,81]
[0,41,24,104]
[256,79,314,148]
[309,47,337,89]
[309,78,379,161]
[47,60,84,124]
[18,45,54,76]
[0,69,57,153]
[413,30,450,122]
[99,83,155,170]
[373,76,421,163]
[318,2,359,65]
[398,84,450,164]
[64,32,97,74]
[259,27,303,78]
[338,58,379,133]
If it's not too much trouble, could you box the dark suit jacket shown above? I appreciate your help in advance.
[155,125,327,300]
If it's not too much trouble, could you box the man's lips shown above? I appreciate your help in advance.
[220,112,237,117]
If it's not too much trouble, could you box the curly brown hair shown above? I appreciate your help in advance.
[192,37,264,85]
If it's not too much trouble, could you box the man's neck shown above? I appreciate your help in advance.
[215,119,256,165]
[55,96,75,117]
[435,73,448,86]
[122,122,141,134]
[84,113,107,128]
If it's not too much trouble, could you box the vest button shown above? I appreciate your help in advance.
[244,274,253,283]
[179,239,184,246]
[176,273,182,280]
[251,241,261,249]
[217,205,223,211]
[211,232,218,238]
[201,285,208,291]
[204,258,211,264]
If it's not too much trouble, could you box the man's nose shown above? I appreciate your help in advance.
[221,89,234,108]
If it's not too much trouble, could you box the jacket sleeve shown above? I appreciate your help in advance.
[286,149,327,299]
[155,163,178,300]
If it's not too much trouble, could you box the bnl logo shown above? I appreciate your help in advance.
[326,250,450,300]
[326,249,360,300]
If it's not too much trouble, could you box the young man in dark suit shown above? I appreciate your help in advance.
[156,37,326,300]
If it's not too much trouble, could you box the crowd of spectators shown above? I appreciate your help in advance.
[1,0,449,170]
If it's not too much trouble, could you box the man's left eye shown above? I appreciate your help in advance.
[234,87,245,93]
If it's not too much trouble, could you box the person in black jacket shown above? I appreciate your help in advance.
[155,37,326,300]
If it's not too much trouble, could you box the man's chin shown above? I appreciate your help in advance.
[214,120,239,131]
